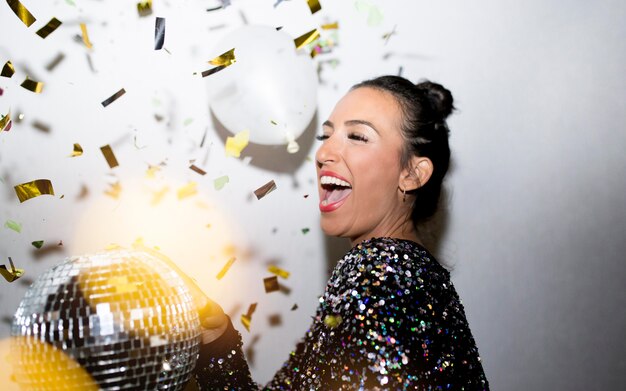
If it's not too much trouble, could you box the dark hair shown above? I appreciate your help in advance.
[351,75,455,227]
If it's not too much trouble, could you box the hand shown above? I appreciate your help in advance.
[197,296,229,344]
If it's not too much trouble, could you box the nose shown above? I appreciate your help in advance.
[315,134,341,167]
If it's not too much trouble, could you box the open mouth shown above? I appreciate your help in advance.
[320,175,352,210]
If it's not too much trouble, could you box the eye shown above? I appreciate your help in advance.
[348,133,368,142]
[315,134,329,141]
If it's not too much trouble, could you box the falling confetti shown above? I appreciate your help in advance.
[291,303,298,311]
[254,180,277,200]
[323,314,342,328]
[321,22,339,30]
[209,48,236,66]
[213,175,229,191]
[294,29,320,50]
[382,24,397,44]
[101,88,126,107]
[154,17,165,50]
[301,228,310,234]
[45,53,65,71]
[31,240,44,249]
[0,257,24,283]
[225,129,249,158]
[14,179,55,202]
[36,17,62,39]
[79,23,93,48]
[263,276,280,293]
[1,61,15,78]
[104,181,121,199]
[202,48,236,77]
[20,77,44,93]
[240,302,257,331]
[177,182,197,200]
[4,220,22,233]
[69,143,83,157]
[32,120,51,133]
[137,0,152,16]
[354,0,383,26]
[0,111,10,132]
[216,257,236,280]
[268,265,290,279]
[307,0,321,14]
[100,144,119,168]
[189,164,206,175]
[6,0,37,27]
[151,186,169,206]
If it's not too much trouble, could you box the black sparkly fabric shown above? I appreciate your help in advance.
[194,237,489,390]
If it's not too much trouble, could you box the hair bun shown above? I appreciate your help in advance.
[415,80,455,121]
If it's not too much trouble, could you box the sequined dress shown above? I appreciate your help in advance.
[194,237,489,390]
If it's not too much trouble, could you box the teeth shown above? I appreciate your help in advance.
[320,176,351,188]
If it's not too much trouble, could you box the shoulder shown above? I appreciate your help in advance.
[338,237,449,288]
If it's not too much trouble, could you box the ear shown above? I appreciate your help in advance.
[399,156,434,192]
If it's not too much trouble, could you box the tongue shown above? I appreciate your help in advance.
[327,188,352,203]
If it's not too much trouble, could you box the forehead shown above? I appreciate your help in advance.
[330,87,403,129]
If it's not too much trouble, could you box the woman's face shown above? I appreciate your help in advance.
[315,87,409,244]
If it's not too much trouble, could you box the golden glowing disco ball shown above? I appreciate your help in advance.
[10,250,201,390]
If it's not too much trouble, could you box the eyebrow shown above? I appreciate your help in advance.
[322,119,379,134]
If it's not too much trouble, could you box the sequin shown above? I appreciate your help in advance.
[195,237,489,390]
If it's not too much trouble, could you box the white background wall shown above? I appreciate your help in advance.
[1,1,624,389]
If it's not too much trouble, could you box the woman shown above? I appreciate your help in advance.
[193,76,489,390]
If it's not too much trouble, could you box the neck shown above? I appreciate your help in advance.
[349,215,421,248]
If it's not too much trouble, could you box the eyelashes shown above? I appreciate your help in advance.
[315,134,369,142]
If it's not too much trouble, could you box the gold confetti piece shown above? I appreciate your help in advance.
[70,143,83,157]
[209,48,236,66]
[225,129,249,158]
[101,88,126,107]
[100,144,119,168]
[301,227,310,234]
[216,257,236,280]
[32,120,50,132]
[154,17,165,50]
[104,181,121,199]
[254,180,277,200]
[177,182,197,200]
[307,0,321,14]
[36,17,62,38]
[151,186,169,206]
[263,276,280,293]
[137,0,152,16]
[323,314,342,328]
[294,29,320,50]
[321,22,339,30]
[45,52,65,71]
[6,0,37,27]
[4,219,22,233]
[31,240,44,249]
[0,111,10,132]
[1,61,15,78]
[76,184,89,200]
[189,164,206,175]
[104,243,122,250]
[0,257,24,282]
[240,302,257,331]
[20,77,44,93]
[14,179,55,202]
[214,175,229,191]
[146,165,161,178]
[268,265,290,279]
[202,48,236,77]
[79,23,93,48]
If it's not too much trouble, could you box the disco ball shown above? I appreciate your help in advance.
[10,250,201,390]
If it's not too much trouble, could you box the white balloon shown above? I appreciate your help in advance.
[207,25,318,145]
